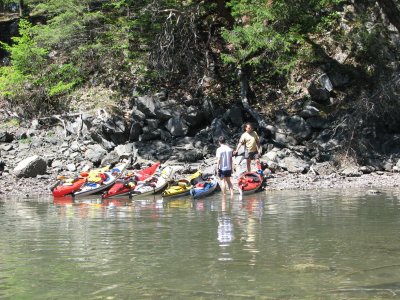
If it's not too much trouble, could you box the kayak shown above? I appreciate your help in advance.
[52,166,110,197]
[73,160,129,198]
[190,174,219,199]
[237,172,263,194]
[132,166,174,198]
[102,162,161,199]
[52,177,86,197]
[161,171,202,199]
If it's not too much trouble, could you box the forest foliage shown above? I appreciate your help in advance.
[0,0,398,117]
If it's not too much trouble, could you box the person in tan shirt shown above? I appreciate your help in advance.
[233,123,261,172]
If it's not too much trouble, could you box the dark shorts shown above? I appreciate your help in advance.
[218,169,232,179]
[245,151,259,160]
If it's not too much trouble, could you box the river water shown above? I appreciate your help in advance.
[1,189,400,299]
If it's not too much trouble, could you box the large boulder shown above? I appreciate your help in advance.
[165,117,189,137]
[136,95,159,118]
[208,118,230,143]
[141,127,162,141]
[114,143,137,158]
[102,117,129,145]
[224,106,243,127]
[13,155,47,178]
[308,82,330,104]
[184,106,206,127]
[90,132,115,151]
[84,144,107,164]
[0,131,13,143]
[156,100,184,121]
[310,162,336,175]
[279,156,310,173]
[284,115,312,141]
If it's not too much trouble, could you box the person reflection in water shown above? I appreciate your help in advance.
[218,196,234,246]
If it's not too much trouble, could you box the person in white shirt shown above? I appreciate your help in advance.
[216,136,234,197]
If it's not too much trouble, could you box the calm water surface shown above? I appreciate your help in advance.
[1,189,400,299]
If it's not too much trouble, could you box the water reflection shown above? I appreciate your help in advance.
[2,189,400,298]
[218,196,234,246]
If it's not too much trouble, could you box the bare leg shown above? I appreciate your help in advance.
[225,177,234,197]
[220,178,226,195]
[246,159,251,172]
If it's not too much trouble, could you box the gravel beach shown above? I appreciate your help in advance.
[1,170,399,200]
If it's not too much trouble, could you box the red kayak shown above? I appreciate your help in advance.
[102,162,161,199]
[52,166,110,197]
[52,177,86,197]
[238,172,263,195]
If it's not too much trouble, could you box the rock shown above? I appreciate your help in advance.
[299,106,320,118]
[70,141,81,152]
[165,117,189,137]
[265,151,278,162]
[141,127,162,141]
[308,82,330,104]
[177,149,204,162]
[319,73,333,92]
[131,107,146,121]
[225,106,243,127]
[0,131,13,143]
[329,71,350,88]
[208,118,230,143]
[129,122,142,142]
[340,166,362,177]
[154,90,167,101]
[284,115,312,141]
[0,159,5,171]
[66,163,76,172]
[280,156,310,173]
[360,166,374,174]
[146,119,160,129]
[101,150,120,166]
[102,117,128,145]
[310,162,336,175]
[90,132,115,151]
[306,116,329,129]
[136,95,159,118]
[114,143,136,159]
[13,155,47,178]
[156,100,184,121]
[383,161,393,172]
[84,144,107,164]
[51,160,63,168]
[184,106,205,127]
[2,144,13,151]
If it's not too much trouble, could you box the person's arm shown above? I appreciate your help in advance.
[215,149,220,172]
[233,136,244,155]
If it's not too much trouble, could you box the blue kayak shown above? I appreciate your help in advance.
[190,175,219,199]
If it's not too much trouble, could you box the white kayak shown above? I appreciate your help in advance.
[132,166,174,198]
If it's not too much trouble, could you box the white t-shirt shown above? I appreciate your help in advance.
[216,144,233,171]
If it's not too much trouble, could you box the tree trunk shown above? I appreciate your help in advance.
[377,0,400,32]
[18,0,23,17]
[238,67,269,131]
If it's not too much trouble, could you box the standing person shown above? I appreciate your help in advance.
[233,122,261,172]
[215,136,234,197]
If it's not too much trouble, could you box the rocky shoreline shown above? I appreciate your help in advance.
[1,165,399,200]
[1,94,400,199]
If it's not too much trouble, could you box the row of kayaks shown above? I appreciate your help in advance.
[52,159,267,199]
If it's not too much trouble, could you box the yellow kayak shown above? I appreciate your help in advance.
[162,171,201,199]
